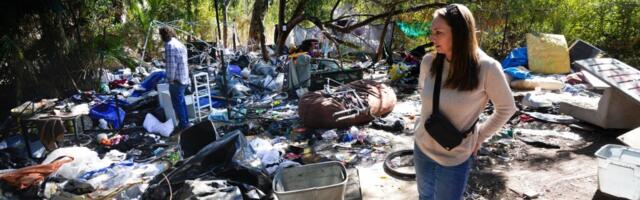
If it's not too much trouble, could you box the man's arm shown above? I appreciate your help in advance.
[165,43,176,83]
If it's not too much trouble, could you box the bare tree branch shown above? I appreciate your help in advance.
[330,0,341,20]
[289,0,309,22]
[326,14,375,23]
[325,2,446,33]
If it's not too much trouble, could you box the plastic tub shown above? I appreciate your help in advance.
[273,161,348,200]
[595,144,640,200]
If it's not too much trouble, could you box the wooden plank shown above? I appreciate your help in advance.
[581,70,609,89]
[618,127,640,149]
[574,58,640,103]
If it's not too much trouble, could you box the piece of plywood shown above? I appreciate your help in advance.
[581,70,610,90]
[618,127,640,149]
[574,58,640,104]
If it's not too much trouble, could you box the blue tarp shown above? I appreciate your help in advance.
[501,47,528,69]
[503,67,531,80]
[89,102,126,129]
[132,71,166,97]
[501,47,531,80]
[140,71,166,91]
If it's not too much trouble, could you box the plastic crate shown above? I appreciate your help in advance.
[273,161,348,200]
[595,144,640,200]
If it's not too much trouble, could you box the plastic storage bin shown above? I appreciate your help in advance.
[273,161,348,200]
[595,144,640,200]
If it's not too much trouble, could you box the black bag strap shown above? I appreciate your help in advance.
[432,54,444,114]
[432,54,478,137]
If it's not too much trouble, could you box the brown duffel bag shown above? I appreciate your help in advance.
[299,80,396,129]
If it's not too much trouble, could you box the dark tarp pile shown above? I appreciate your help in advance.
[143,131,271,200]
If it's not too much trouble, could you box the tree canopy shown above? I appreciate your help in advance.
[1,0,639,120]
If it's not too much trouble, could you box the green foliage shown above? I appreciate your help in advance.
[1,0,639,115]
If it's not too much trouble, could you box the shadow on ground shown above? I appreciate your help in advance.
[466,170,510,199]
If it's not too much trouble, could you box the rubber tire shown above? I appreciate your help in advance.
[383,149,416,181]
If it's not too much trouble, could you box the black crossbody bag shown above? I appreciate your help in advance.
[424,55,478,150]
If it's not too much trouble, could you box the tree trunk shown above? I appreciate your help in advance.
[223,2,229,47]
[249,0,269,60]
[275,0,308,55]
[376,15,392,61]
[276,0,285,54]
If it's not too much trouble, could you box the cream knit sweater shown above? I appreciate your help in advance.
[415,50,517,166]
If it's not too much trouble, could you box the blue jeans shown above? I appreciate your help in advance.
[414,145,473,200]
[169,83,189,129]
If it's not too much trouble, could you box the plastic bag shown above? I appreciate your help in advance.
[42,147,111,179]
[503,66,531,80]
[143,113,174,137]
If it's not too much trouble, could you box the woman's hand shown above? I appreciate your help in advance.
[472,141,482,156]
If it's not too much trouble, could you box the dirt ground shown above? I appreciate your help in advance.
[355,90,630,200]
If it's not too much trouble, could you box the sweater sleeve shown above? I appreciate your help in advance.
[477,60,517,142]
[418,54,433,98]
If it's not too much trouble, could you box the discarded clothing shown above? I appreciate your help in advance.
[109,79,129,89]
[0,156,73,189]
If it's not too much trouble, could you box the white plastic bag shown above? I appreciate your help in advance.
[143,113,174,137]
[42,147,111,179]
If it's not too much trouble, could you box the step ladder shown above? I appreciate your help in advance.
[190,72,212,123]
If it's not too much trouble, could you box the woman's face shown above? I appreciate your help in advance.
[430,16,452,57]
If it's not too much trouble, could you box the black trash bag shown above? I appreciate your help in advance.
[231,54,251,69]
[143,131,272,200]
[371,117,405,132]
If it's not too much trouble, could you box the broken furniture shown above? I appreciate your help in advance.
[568,39,604,63]
[308,58,365,91]
[322,78,368,122]
[19,113,88,159]
[559,58,640,129]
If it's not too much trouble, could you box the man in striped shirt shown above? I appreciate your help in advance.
[160,26,191,130]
